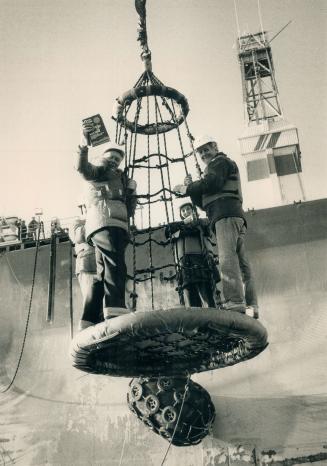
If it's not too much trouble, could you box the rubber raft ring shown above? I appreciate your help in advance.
[70,307,268,377]
[115,84,189,135]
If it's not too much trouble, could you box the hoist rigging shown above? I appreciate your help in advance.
[71,0,268,449]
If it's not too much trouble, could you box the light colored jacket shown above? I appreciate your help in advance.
[71,218,96,274]
[76,147,137,242]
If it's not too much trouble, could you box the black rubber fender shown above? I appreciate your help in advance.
[70,307,268,377]
[127,376,216,447]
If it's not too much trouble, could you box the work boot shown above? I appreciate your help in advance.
[245,305,259,319]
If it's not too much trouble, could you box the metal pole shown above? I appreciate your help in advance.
[68,241,74,338]
[46,234,57,322]
[269,20,292,44]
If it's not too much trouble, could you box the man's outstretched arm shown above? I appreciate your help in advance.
[76,145,104,181]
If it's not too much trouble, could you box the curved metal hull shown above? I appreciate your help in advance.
[1,199,326,465]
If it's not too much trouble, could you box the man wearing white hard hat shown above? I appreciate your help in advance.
[76,122,137,323]
[173,135,258,319]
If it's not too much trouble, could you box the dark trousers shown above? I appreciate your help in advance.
[91,227,128,310]
[183,282,216,308]
[80,273,104,324]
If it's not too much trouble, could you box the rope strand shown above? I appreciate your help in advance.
[160,375,191,465]
[1,224,41,393]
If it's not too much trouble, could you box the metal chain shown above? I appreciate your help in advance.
[123,106,129,172]
[182,112,202,178]
[152,96,175,222]
[131,214,138,311]
[153,98,173,227]
[124,103,139,312]
[130,97,143,179]
[128,98,143,310]
[170,99,189,175]
[153,95,185,305]
[115,118,119,144]
[146,94,155,309]
[69,240,74,339]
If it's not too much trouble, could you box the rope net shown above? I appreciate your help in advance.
[111,2,218,312]
[113,66,218,310]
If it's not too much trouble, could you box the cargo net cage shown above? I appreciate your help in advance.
[110,0,217,311]
[113,68,219,311]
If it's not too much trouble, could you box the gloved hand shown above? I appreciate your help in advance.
[128,179,137,191]
[80,121,94,147]
[184,174,193,186]
[173,184,187,196]
[77,145,88,156]
[183,214,196,225]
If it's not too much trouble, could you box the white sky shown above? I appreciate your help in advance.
[0,0,326,226]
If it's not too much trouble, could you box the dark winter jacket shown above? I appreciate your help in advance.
[185,153,245,230]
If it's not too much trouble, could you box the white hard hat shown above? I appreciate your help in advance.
[193,135,218,151]
[103,142,125,158]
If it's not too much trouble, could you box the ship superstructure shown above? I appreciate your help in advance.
[238,31,305,208]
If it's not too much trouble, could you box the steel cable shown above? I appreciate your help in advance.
[1,224,42,393]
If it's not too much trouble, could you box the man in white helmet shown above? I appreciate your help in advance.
[173,135,258,318]
[76,122,137,322]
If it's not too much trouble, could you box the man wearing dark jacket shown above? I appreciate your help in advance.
[173,135,258,318]
[76,122,137,320]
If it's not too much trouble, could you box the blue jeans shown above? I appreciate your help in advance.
[215,217,258,308]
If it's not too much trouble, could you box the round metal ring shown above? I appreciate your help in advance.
[115,84,189,135]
